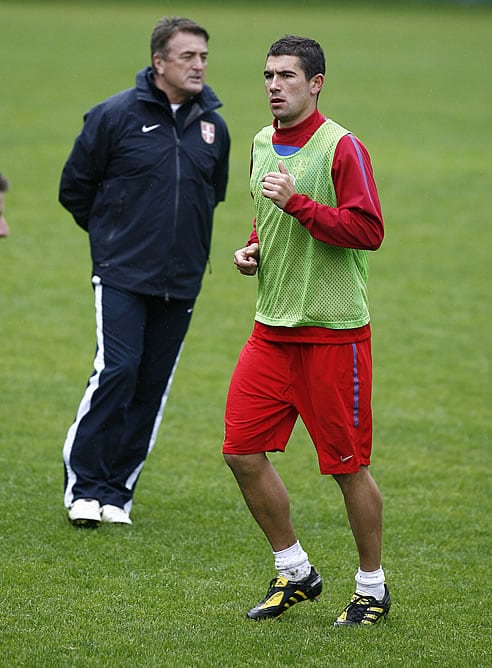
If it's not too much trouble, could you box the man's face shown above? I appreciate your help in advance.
[264,55,323,128]
[153,31,208,103]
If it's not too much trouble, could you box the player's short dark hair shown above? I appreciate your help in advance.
[0,173,9,193]
[267,35,325,81]
[151,16,209,61]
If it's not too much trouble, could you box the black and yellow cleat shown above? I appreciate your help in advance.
[247,567,322,620]
[333,584,391,626]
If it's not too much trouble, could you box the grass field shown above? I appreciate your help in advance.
[0,1,491,666]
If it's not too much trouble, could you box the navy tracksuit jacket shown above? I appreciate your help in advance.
[60,67,230,511]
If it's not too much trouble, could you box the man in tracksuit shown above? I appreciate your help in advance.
[59,16,230,527]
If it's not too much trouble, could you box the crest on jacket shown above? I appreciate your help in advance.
[200,121,215,144]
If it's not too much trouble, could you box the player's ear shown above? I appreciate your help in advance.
[311,73,324,96]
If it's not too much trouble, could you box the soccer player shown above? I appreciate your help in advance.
[223,35,391,626]
[59,17,230,527]
[0,172,10,238]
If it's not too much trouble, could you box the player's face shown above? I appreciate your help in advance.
[153,31,208,103]
[264,55,324,128]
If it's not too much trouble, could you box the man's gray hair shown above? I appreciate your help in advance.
[151,16,209,61]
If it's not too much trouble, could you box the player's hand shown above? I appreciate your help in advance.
[261,160,296,209]
[234,243,259,275]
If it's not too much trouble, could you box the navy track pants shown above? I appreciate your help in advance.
[63,278,195,512]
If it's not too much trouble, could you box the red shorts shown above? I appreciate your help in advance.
[223,334,373,475]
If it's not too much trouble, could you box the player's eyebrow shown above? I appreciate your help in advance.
[264,67,297,77]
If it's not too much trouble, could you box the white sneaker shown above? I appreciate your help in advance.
[100,504,132,525]
[68,499,101,527]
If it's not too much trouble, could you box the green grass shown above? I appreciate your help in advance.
[0,1,491,666]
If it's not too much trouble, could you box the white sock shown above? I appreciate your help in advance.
[355,566,385,600]
[273,541,312,581]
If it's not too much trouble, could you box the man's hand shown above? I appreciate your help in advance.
[234,242,259,275]
[261,160,296,209]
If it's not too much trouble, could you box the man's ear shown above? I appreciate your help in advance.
[152,53,165,75]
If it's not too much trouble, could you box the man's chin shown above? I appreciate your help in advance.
[187,82,204,95]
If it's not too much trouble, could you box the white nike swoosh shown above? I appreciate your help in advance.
[142,124,160,133]
[340,455,354,463]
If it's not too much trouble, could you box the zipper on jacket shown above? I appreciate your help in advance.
[163,123,181,302]
[172,125,180,249]
[107,190,126,242]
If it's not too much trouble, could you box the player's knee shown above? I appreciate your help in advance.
[223,451,266,479]
[223,452,241,471]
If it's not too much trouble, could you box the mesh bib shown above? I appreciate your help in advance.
[251,120,370,329]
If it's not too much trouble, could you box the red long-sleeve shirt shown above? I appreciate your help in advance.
[248,109,384,344]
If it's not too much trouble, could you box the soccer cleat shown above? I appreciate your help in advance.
[100,504,132,525]
[247,566,322,620]
[333,584,391,626]
[68,499,101,528]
